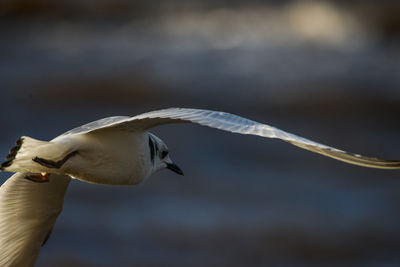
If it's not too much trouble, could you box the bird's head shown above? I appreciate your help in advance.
[148,133,184,176]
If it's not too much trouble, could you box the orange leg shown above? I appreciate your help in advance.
[25,173,50,183]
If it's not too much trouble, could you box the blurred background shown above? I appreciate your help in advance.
[1,0,400,266]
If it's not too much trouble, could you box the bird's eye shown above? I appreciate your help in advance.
[161,150,168,159]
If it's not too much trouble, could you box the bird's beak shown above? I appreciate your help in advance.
[166,162,184,175]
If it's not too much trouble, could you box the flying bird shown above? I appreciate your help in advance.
[1,107,399,265]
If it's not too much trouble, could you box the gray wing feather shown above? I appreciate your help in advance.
[60,116,130,136]
[66,108,400,169]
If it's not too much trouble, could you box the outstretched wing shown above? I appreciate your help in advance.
[60,116,130,136]
[66,108,400,169]
[0,173,71,266]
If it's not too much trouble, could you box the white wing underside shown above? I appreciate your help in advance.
[0,173,70,266]
[60,108,400,170]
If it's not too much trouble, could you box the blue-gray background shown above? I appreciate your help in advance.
[1,0,400,266]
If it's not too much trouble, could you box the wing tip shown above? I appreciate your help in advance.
[0,137,24,171]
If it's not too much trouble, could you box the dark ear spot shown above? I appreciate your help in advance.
[149,136,155,163]
[154,140,159,153]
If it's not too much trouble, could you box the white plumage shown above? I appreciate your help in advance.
[0,107,399,266]
[0,173,70,266]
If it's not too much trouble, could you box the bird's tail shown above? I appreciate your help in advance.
[0,136,73,174]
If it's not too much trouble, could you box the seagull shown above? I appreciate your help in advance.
[0,107,399,265]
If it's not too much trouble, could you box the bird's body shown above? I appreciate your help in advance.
[0,107,399,266]
[3,130,164,185]
[53,130,152,185]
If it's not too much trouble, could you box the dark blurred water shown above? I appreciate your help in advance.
[1,1,400,266]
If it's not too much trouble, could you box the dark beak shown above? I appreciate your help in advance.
[166,162,184,175]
